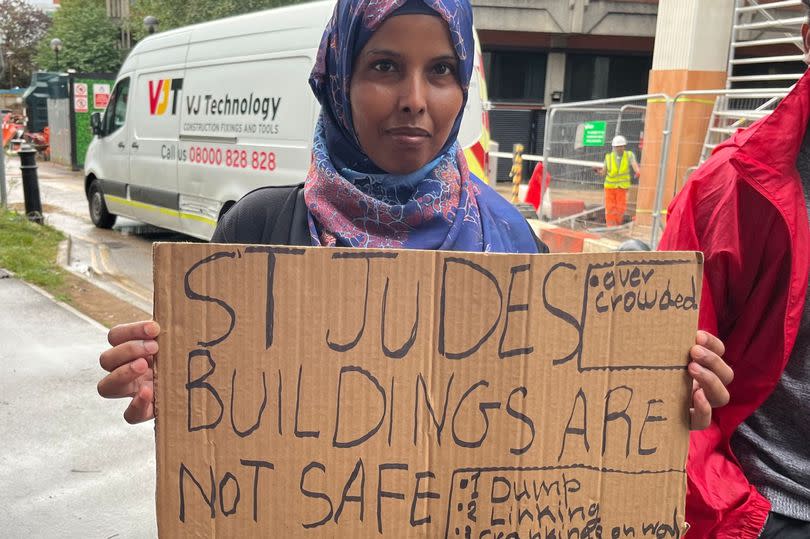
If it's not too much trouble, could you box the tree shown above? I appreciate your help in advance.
[0,0,51,88]
[128,0,313,41]
[34,0,122,74]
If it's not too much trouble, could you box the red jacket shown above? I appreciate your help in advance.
[660,71,810,537]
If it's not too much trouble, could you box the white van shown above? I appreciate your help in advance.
[84,0,491,240]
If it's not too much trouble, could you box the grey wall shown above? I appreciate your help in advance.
[472,0,658,37]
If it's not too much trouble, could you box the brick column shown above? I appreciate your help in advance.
[636,0,735,226]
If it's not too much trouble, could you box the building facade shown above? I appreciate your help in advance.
[105,0,134,50]
[22,0,60,13]
[471,0,659,179]
[474,0,658,103]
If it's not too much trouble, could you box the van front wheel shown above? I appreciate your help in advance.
[89,180,117,229]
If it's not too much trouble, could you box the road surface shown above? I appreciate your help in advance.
[4,154,195,313]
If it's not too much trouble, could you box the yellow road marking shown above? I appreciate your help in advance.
[98,244,116,275]
[89,246,103,275]
[96,243,152,302]
[72,234,153,303]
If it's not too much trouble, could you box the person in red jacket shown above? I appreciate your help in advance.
[660,5,810,537]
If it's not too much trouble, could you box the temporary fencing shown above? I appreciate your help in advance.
[668,89,787,199]
[492,88,789,249]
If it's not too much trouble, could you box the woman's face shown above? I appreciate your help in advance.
[350,14,464,175]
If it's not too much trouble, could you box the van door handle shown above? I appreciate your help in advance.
[118,142,125,149]
[131,141,139,149]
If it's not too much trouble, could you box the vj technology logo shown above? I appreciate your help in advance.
[149,78,184,115]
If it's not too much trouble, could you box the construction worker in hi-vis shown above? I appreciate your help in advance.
[596,135,640,227]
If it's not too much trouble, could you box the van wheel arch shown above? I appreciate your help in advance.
[84,174,97,199]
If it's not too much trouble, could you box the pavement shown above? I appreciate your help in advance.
[0,273,156,538]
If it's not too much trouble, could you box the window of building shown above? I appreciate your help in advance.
[484,51,547,102]
[565,54,652,102]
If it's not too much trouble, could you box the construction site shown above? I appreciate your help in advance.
[486,0,806,253]
[3,0,806,255]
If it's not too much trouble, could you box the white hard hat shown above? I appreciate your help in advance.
[612,135,628,147]
[616,239,651,252]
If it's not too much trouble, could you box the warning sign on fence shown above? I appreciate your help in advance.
[74,96,88,113]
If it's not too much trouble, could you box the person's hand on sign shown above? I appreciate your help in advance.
[688,330,733,430]
[97,320,159,423]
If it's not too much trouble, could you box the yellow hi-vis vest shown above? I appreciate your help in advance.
[604,150,633,189]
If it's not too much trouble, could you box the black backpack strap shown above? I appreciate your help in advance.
[528,224,549,253]
[288,186,311,246]
[268,186,300,245]
[211,184,305,245]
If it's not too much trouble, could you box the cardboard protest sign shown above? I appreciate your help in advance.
[154,244,701,538]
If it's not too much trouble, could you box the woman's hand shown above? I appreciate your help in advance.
[688,330,733,430]
[97,320,160,424]
[96,324,732,429]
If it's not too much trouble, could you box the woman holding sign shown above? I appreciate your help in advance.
[97,0,731,443]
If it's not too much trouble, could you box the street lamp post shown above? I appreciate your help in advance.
[144,16,159,35]
[50,38,63,72]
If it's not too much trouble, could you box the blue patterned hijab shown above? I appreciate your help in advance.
[303,0,539,253]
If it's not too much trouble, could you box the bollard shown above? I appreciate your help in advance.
[509,143,524,204]
[18,144,43,224]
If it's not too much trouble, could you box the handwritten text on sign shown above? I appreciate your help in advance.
[154,246,701,538]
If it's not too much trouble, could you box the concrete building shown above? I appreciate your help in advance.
[105,0,134,50]
[473,0,658,105]
[22,0,60,13]
[475,0,806,182]
[493,0,805,249]
[636,0,806,227]
[471,0,660,180]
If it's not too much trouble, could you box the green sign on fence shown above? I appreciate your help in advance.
[582,121,607,147]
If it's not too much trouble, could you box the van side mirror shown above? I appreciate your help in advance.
[90,112,103,137]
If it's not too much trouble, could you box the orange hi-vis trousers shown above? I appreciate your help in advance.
[604,187,628,227]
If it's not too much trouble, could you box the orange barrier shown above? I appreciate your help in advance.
[2,113,25,148]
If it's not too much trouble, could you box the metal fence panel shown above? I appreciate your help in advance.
[540,95,669,248]
[491,90,791,250]
[670,90,786,198]
[544,100,648,192]
[46,98,71,166]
